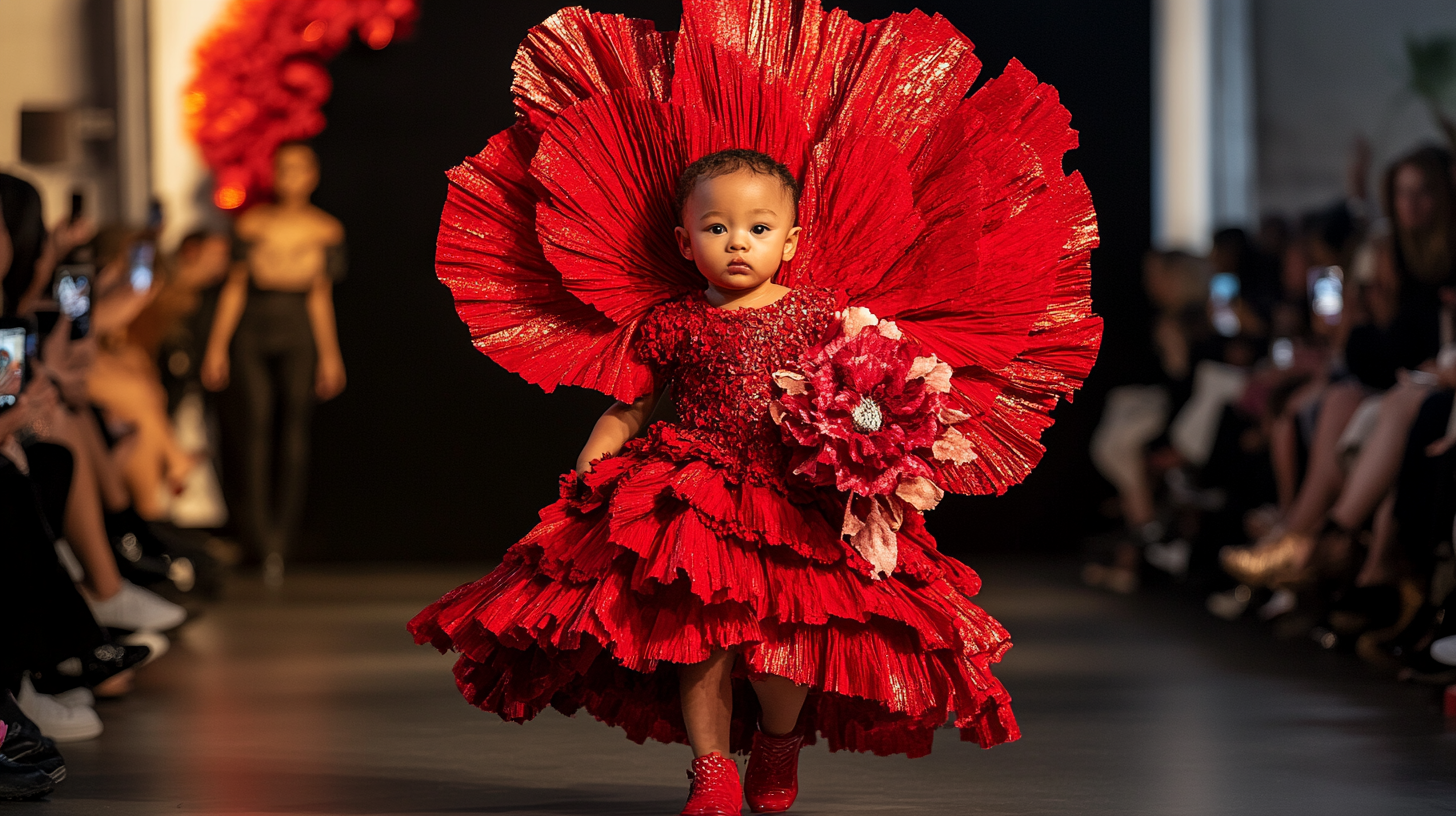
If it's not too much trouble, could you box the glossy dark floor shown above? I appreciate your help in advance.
[34,558,1456,815]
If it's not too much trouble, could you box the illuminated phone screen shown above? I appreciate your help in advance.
[0,326,26,409]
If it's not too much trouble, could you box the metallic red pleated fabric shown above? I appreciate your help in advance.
[416,0,1102,757]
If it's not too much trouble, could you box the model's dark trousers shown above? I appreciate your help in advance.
[228,289,317,562]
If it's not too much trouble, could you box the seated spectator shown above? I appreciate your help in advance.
[1,174,196,756]
[1086,250,1214,592]
[1222,147,1455,603]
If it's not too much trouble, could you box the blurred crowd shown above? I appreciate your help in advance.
[1084,142,1456,692]
[0,172,236,797]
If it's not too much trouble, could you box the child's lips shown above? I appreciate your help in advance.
[727,259,753,272]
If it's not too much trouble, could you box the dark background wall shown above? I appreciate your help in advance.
[297,0,1153,562]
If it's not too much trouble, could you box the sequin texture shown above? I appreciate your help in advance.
[636,287,842,485]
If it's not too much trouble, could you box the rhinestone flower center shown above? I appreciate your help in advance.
[851,396,883,432]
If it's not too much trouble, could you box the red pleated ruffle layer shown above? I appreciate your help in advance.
[408,430,1019,757]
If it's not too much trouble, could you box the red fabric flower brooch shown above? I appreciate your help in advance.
[771,307,976,578]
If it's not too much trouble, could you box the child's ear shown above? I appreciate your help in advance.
[781,225,803,262]
[674,226,693,260]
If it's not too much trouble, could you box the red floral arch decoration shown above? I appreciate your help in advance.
[186,0,420,211]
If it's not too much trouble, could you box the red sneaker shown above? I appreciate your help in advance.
[744,731,802,813]
[682,752,742,816]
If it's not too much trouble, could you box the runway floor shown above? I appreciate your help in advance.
[29,557,1456,815]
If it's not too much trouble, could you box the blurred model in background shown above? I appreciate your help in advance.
[202,142,346,585]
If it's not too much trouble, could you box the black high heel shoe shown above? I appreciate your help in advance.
[1326,584,1402,636]
[28,642,151,695]
[1355,580,1432,673]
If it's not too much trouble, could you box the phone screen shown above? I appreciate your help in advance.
[1209,271,1242,337]
[1308,265,1344,325]
[1210,272,1240,303]
[54,264,92,338]
[0,325,27,411]
[129,241,155,292]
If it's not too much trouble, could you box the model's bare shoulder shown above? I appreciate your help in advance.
[306,206,344,243]
[234,205,274,238]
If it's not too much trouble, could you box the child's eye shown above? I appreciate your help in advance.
[751,225,771,235]
[707,225,726,235]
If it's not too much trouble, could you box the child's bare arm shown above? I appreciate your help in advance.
[576,390,661,474]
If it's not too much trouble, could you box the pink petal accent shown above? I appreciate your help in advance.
[937,406,972,425]
[841,499,864,537]
[772,370,808,395]
[841,306,879,338]
[877,320,903,340]
[895,476,944,511]
[924,361,954,394]
[906,355,938,381]
[848,496,899,579]
[769,400,787,425]
[932,426,978,463]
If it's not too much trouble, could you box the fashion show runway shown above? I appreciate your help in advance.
[37,558,1456,815]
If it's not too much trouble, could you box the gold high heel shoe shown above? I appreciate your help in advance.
[1219,532,1313,588]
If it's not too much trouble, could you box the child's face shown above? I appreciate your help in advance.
[674,170,801,292]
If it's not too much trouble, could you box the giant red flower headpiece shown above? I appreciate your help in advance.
[439,0,1102,497]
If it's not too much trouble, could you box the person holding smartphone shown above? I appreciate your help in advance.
[0,175,95,318]
[1222,146,1456,601]
[202,142,347,585]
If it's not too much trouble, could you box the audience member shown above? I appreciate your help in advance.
[1087,143,1456,690]
[1,172,211,797]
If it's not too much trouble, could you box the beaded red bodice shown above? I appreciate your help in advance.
[637,286,841,485]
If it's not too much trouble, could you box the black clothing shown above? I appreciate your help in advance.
[0,445,109,695]
[1395,390,1455,577]
[227,286,316,562]
[0,175,46,316]
[1346,239,1452,389]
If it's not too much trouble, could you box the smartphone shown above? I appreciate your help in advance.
[0,318,34,413]
[70,191,84,223]
[128,240,155,292]
[1308,265,1344,325]
[52,264,92,339]
[1209,271,1242,337]
[1210,271,1240,303]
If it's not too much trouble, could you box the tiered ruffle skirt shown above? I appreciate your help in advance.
[408,430,1019,757]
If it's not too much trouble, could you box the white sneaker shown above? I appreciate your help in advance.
[1259,588,1298,621]
[50,687,95,709]
[1144,539,1191,577]
[17,678,102,743]
[1431,635,1456,667]
[88,580,187,631]
[120,630,170,667]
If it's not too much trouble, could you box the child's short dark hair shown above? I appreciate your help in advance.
[674,149,800,223]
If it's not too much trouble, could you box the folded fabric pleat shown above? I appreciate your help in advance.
[409,435,1018,757]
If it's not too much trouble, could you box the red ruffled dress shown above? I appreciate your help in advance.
[412,286,1018,755]
[409,0,1101,758]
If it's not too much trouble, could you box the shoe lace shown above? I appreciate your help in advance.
[749,733,800,790]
